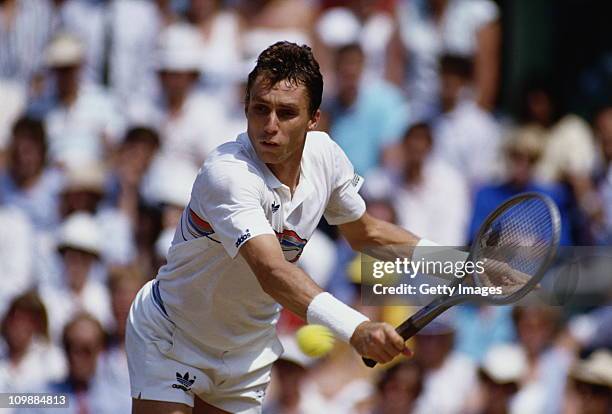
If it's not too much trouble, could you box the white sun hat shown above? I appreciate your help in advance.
[142,156,198,208]
[570,350,612,388]
[481,344,528,384]
[155,23,203,72]
[45,32,85,68]
[57,212,102,257]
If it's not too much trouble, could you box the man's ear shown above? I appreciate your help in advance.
[307,109,321,131]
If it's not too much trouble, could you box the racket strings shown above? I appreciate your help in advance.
[474,198,555,296]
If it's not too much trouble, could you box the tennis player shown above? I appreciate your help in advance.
[126,42,433,414]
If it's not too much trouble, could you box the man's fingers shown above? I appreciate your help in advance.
[384,325,405,352]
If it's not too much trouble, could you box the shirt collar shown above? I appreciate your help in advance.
[236,132,314,205]
[237,132,283,189]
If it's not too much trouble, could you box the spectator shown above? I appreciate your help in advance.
[49,0,109,87]
[59,162,134,265]
[0,205,35,319]
[17,313,124,414]
[372,360,424,414]
[387,0,501,118]
[0,117,63,230]
[585,105,612,244]
[315,0,396,81]
[367,122,470,245]
[130,24,230,169]
[510,306,574,414]
[0,0,53,84]
[265,336,319,414]
[0,80,26,152]
[468,128,574,244]
[323,43,408,175]
[515,78,597,184]
[432,54,502,190]
[466,344,527,414]
[412,318,477,414]
[37,32,124,166]
[110,0,180,105]
[109,126,161,226]
[40,213,113,340]
[97,267,145,413]
[0,292,66,398]
[453,304,515,363]
[238,0,314,63]
[564,350,612,414]
[188,0,243,103]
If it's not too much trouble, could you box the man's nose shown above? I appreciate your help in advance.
[263,111,279,134]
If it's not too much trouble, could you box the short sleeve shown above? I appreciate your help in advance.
[192,161,275,258]
[324,140,367,225]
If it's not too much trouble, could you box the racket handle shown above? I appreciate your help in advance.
[361,319,421,368]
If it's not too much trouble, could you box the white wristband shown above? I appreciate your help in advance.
[306,292,369,343]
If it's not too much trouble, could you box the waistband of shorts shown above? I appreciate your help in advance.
[151,279,169,318]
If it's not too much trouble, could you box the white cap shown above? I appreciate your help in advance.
[481,344,527,384]
[57,213,102,257]
[155,24,203,72]
[316,8,361,47]
[45,33,85,68]
[570,350,612,387]
[62,161,107,195]
[143,156,198,207]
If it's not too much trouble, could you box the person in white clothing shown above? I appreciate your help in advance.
[126,41,505,414]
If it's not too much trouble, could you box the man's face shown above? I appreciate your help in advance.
[65,319,103,383]
[246,75,319,165]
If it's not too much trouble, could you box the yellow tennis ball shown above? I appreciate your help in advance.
[295,324,335,357]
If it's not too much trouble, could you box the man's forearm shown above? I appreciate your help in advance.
[258,261,323,320]
[341,215,420,260]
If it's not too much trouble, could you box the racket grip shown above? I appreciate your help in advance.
[361,318,421,368]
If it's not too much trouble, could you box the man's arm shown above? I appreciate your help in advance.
[338,212,420,260]
[339,212,468,281]
[240,234,410,363]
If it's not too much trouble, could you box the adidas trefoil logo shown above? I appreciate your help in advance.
[172,371,196,392]
[271,201,280,213]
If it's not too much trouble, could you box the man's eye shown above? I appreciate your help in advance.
[278,110,296,118]
[254,105,268,114]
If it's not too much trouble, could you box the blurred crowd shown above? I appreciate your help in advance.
[0,0,610,413]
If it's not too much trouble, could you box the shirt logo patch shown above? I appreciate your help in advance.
[172,371,196,392]
[236,229,252,248]
[351,173,361,187]
[271,201,280,213]
[275,229,308,263]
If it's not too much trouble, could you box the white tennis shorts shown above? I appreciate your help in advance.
[126,280,282,413]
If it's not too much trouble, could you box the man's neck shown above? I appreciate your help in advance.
[267,143,305,196]
[59,88,78,107]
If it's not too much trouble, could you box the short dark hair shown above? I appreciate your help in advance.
[335,42,364,61]
[245,41,323,116]
[123,126,160,148]
[11,116,47,158]
[440,54,473,80]
[402,122,433,144]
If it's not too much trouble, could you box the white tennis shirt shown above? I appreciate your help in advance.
[156,131,365,350]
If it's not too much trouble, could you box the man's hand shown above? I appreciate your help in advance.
[350,321,412,364]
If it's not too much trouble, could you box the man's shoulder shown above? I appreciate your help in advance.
[304,130,338,159]
[197,140,265,190]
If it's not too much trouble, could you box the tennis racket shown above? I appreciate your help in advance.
[363,192,561,368]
